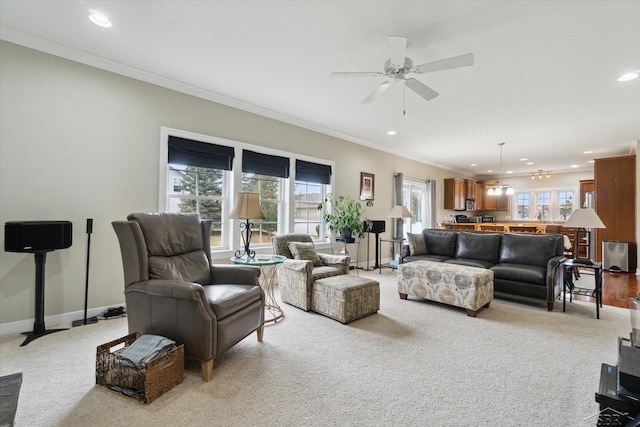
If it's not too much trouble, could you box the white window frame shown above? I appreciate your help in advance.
[159,127,334,258]
[510,186,579,222]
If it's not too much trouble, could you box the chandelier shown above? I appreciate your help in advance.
[486,142,514,196]
[531,169,551,179]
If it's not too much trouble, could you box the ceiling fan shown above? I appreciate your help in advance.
[331,36,474,104]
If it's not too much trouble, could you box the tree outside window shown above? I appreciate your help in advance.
[168,165,224,247]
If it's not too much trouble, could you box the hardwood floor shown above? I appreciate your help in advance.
[571,269,639,309]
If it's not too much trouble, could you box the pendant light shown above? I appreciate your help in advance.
[487,142,514,196]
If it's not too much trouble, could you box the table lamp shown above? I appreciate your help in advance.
[563,208,606,265]
[229,192,265,259]
[388,205,412,239]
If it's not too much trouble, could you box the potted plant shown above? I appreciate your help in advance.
[317,194,373,239]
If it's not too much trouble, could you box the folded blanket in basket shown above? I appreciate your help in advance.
[119,335,176,369]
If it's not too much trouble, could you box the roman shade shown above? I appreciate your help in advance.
[242,150,290,178]
[168,136,235,170]
[295,159,332,184]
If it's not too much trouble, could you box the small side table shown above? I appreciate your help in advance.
[379,238,405,273]
[563,259,603,319]
[231,255,286,323]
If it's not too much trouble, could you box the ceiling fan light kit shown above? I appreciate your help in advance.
[331,36,474,105]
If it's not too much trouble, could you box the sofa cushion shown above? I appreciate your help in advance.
[404,254,450,263]
[288,242,323,267]
[499,233,561,268]
[407,232,427,256]
[422,230,458,258]
[491,263,547,286]
[445,258,496,269]
[455,232,501,264]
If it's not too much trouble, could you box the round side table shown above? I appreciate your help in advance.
[231,254,286,323]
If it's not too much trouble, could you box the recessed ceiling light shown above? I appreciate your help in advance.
[386,130,396,136]
[526,162,534,165]
[570,164,579,168]
[618,72,639,82]
[487,170,493,173]
[520,158,528,161]
[470,163,477,167]
[588,160,595,164]
[506,171,513,174]
[583,150,593,154]
[89,9,112,28]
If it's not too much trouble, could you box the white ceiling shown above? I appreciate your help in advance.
[1,1,638,177]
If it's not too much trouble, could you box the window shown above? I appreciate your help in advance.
[294,182,326,238]
[241,173,281,244]
[536,192,551,221]
[516,193,530,219]
[166,136,233,250]
[161,128,334,256]
[294,159,332,239]
[513,188,578,222]
[558,191,575,220]
[172,177,182,193]
[401,178,433,236]
[167,166,225,248]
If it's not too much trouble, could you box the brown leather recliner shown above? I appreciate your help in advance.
[112,212,265,382]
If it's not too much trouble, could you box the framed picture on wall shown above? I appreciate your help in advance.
[360,172,374,201]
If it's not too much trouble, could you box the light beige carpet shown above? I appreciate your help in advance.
[0,271,630,427]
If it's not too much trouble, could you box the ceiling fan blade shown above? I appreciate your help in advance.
[405,78,439,101]
[388,36,407,66]
[361,81,392,104]
[331,71,384,77]
[414,53,474,74]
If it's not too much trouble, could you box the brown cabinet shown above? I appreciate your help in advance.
[579,179,595,207]
[482,180,509,211]
[474,182,484,211]
[594,155,636,270]
[444,178,466,210]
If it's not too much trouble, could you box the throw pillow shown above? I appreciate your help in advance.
[288,242,323,267]
[407,232,427,256]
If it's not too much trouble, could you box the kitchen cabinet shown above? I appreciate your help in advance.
[594,155,636,270]
[474,182,484,211]
[444,178,466,210]
[579,179,594,207]
[482,180,509,211]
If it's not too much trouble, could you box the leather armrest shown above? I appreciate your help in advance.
[126,279,206,301]
[211,264,260,285]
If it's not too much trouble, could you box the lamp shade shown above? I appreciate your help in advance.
[388,205,412,219]
[229,192,265,220]
[563,208,606,229]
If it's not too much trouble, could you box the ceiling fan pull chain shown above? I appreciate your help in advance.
[403,83,406,116]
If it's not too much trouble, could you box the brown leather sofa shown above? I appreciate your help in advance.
[112,212,265,381]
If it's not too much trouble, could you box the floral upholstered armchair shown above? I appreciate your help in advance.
[272,234,349,311]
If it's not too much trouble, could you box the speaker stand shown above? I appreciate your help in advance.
[73,219,98,327]
[21,251,68,346]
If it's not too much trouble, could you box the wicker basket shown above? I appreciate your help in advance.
[96,332,184,404]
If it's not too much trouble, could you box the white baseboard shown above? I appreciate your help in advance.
[0,305,120,336]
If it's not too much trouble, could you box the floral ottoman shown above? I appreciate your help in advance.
[397,261,494,317]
